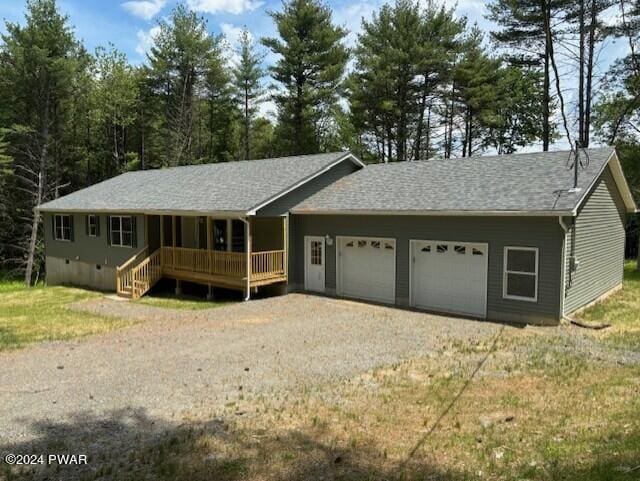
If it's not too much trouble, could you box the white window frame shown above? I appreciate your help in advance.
[88,215,98,237]
[54,214,72,241]
[503,246,539,302]
[110,215,133,248]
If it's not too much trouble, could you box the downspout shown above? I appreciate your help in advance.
[239,217,251,301]
[559,216,569,320]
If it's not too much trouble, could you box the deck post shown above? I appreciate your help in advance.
[172,215,176,268]
[283,215,288,283]
[160,215,164,247]
[175,279,182,295]
[207,284,214,300]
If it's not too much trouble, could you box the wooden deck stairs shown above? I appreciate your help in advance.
[116,247,162,300]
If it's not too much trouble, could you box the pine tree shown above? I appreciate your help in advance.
[487,0,568,150]
[92,46,139,176]
[232,29,264,160]
[262,0,348,155]
[0,0,82,285]
[147,5,224,165]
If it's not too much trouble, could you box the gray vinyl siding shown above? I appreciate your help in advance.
[256,160,360,217]
[291,214,565,324]
[564,167,626,314]
[44,212,145,268]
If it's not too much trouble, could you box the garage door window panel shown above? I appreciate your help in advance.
[503,247,538,302]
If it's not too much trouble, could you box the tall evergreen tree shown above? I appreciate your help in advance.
[262,0,348,155]
[487,0,568,150]
[92,46,139,176]
[0,0,82,285]
[232,29,264,160]
[147,5,223,166]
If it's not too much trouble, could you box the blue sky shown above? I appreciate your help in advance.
[0,0,491,65]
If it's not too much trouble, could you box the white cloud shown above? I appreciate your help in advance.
[135,25,161,58]
[186,0,264,15]
[333,1,380,47]
[122,0,166,20]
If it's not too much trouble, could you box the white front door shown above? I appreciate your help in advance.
[411,240,488,318]
[337,236,396,304]
[304,236,325,292]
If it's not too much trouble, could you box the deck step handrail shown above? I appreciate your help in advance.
[130,249,162,300]
[116,246,149,294]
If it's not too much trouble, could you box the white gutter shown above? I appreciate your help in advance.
[238,217,251,301]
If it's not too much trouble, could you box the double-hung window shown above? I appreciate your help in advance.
[87,215,98,237]
[54,214,72,241]
[503,247,538,302]
[110,216,133,247]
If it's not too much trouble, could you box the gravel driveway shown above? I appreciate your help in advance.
[0,294,502,450]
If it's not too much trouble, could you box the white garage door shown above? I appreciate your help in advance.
[337,236,396,304]
[411,240,488,318]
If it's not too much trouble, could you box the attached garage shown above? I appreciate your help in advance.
[336,236,396,304]
[410,240,488,318]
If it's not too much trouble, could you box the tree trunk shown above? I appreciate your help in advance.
[542,47,550,151]
[244,81,250,160]
[584,0,597,147]
[637,235,640,272]
[24,171,43,287]
[578,0,585,145]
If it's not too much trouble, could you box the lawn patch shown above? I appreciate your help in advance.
[0,282,136,351]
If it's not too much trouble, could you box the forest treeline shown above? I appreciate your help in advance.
[0,0,639,283]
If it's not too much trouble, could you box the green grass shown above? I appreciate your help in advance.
[577,261,640,350]
[0,280,137,351]
[135,292,230,310]
[577,261,640,329]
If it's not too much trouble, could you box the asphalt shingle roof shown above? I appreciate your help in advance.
[292,147,617,214]
[38,152,353,214]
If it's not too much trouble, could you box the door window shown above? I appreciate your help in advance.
[311,241,323,265]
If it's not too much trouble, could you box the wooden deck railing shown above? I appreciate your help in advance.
[161,246,246,277]
[118,246,286,298]
[161,246,285,280]
[251,250,286,280]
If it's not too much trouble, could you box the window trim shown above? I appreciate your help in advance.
[110,215,134,248]
[503,246,539,302]
[87,215,98,237]
[54,214,72,242]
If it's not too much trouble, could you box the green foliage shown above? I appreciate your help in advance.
[233,28,265,160]
[262,0,348,155]
[146,5,237,166]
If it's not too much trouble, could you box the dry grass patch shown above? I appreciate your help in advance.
[28,333,632,481]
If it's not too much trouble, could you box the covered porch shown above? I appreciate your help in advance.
[117,214,287,300]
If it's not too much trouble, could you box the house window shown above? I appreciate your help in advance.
[110,216,133,247]
[310,241,322,265]
[503,247,538,302]
[87,215,98,237]
[54,215,72,241]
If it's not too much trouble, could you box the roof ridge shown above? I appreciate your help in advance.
[128,151,351,174]
[365,147,614,167]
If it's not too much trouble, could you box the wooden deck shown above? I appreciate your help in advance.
[117,246,287,299]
